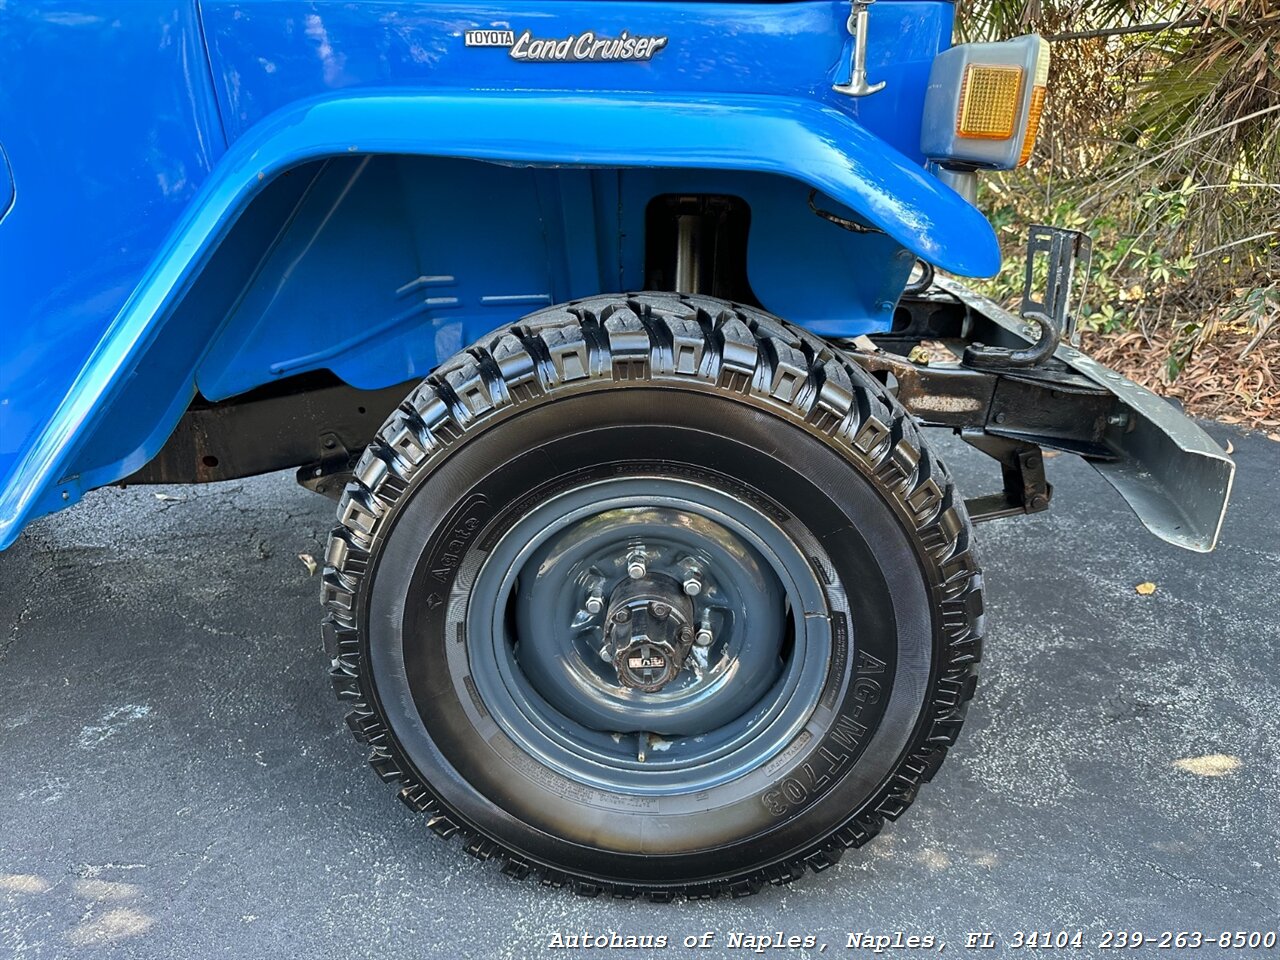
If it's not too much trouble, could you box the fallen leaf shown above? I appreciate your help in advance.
[1042,450,1062,459]
[1225,439,1234,455]
[1135,582,1157,596]
[298,553,318,576]
[1173,754,1241,777]
[153,493,183,502]
[850,335,879,354]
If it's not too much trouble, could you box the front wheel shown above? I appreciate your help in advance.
[322,293,982,898]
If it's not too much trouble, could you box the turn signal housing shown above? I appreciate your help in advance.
[922,35,1051,171]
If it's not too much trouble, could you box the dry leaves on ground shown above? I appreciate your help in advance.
[1084,327,1280,435]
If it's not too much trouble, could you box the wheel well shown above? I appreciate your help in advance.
[133,157,774,485]
[174,153,903,406]
[85,155,907,492]
[186,155,777,405]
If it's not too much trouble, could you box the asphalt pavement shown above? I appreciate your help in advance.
[1,424,1277,959]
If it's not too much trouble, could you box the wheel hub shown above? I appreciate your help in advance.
[602,573,696,692]
[502,499,792,738]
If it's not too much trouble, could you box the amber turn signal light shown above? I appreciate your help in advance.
[957,64,1025,140]
[1017,42,1052,166]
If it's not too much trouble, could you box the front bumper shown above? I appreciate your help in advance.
[938,278,1234,552]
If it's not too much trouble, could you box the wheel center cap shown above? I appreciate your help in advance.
[603,574,695,693]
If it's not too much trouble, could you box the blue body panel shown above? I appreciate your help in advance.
[0,0,1000,548]
[199,0,952,161]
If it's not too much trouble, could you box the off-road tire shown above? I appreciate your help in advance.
[322,293,982,899]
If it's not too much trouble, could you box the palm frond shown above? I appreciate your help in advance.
[964,0,1280,352]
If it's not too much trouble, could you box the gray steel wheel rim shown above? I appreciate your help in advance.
[464,476,832,795]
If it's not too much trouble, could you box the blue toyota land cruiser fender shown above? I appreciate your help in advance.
[0,0,1232,897]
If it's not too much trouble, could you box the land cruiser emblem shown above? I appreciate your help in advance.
[464,28,668,63]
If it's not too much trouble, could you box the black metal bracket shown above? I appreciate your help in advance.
[960,431,1052,523]
[296,431,358,500]
[1022,223,1092,345]
[846,330,1113,528]
[962,224,1093,369]
[858,272,1232,549]
[849,342,1117,458]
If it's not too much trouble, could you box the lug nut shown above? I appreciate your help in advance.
[626,554,647,580]
[650,602,670,620]
[682,575,702,596]
[695,620,714,647]
[583,576,606,615]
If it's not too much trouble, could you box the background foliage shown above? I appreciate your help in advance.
[957,1,1279,428]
